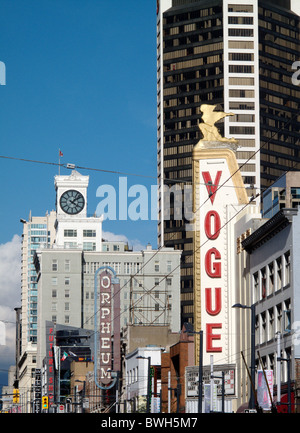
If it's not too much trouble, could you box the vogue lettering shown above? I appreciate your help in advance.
[202,170,223,353]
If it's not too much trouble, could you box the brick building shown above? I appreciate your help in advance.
[161,323,194,412]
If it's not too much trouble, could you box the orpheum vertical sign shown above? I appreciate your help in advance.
[193,146,248,366]
[94,266,121,389]
[99,270,112,384]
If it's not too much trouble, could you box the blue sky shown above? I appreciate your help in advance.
[0,0,158,388]
[0,0,158,248]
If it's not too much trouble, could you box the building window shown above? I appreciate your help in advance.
[65,315,70,324]
[83,229,96,237]
[65,277,70,285]
[64,229,77,237]
[269,308,274,341]
[284,252,290,286]
[155,261,160,272]
[228,28,254,37]
[276,257,282,290]
[52,290,57,298]
[65,289,70,298]
[228,4,253,12]
[268,262,274,295]
[261,312,267,344]
[83,242,96,251]
[51,302,57,312]
[253,272,259,302]
[65,302,70,311]
[52,259,58,272]
[64,242,77,249]
[167,261,172,272]
[276,303,282,333]
[52,315,57,323]
[261,268,266,300]
[166,278,172,286]
[51,277,57,285]
[155,303,159,311]
[284,299,291,333]
[65,260,70,272]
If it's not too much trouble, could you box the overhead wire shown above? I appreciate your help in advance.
[77,106,300,336]
[2,106,300,388]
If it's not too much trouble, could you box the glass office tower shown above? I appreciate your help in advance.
[157,0,300,324]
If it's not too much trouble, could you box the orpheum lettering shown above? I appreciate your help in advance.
[202,171,223,353]
[99,271,112,384]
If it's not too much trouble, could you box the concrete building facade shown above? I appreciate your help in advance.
[242,208,300,412]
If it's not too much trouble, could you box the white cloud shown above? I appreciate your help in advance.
[0,235,21,383]
[102,230,145,251]
[0,234,21,308]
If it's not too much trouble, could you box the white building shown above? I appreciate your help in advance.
[125,346,164,413]
[241,208,300,412]
[19,210,57,411]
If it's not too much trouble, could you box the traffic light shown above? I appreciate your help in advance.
[42,396,48,409]
[13,389,19,404]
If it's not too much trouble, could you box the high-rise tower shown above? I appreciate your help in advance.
[156,0,300,324]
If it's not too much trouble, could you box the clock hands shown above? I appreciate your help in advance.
[60,190,85,215]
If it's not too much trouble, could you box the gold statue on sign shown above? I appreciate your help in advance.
[198,104,238,144]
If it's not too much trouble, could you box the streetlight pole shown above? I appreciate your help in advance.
[232,303,256,410]
[75,380,86,413]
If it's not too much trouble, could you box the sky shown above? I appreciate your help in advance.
[0,0,158,389]
[0,0,299,391]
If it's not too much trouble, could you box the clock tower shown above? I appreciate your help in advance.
[54,170,103,251]
[55,170,88,218]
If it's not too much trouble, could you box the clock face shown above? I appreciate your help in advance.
[59,190,85,215]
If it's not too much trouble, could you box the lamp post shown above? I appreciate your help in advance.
[75,380,86,413]
[232,303,256,410]
[107,370,120,413]
[137,356,151,413]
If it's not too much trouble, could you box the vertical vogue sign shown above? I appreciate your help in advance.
[201,169,223,354]
[198,158,239,360]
